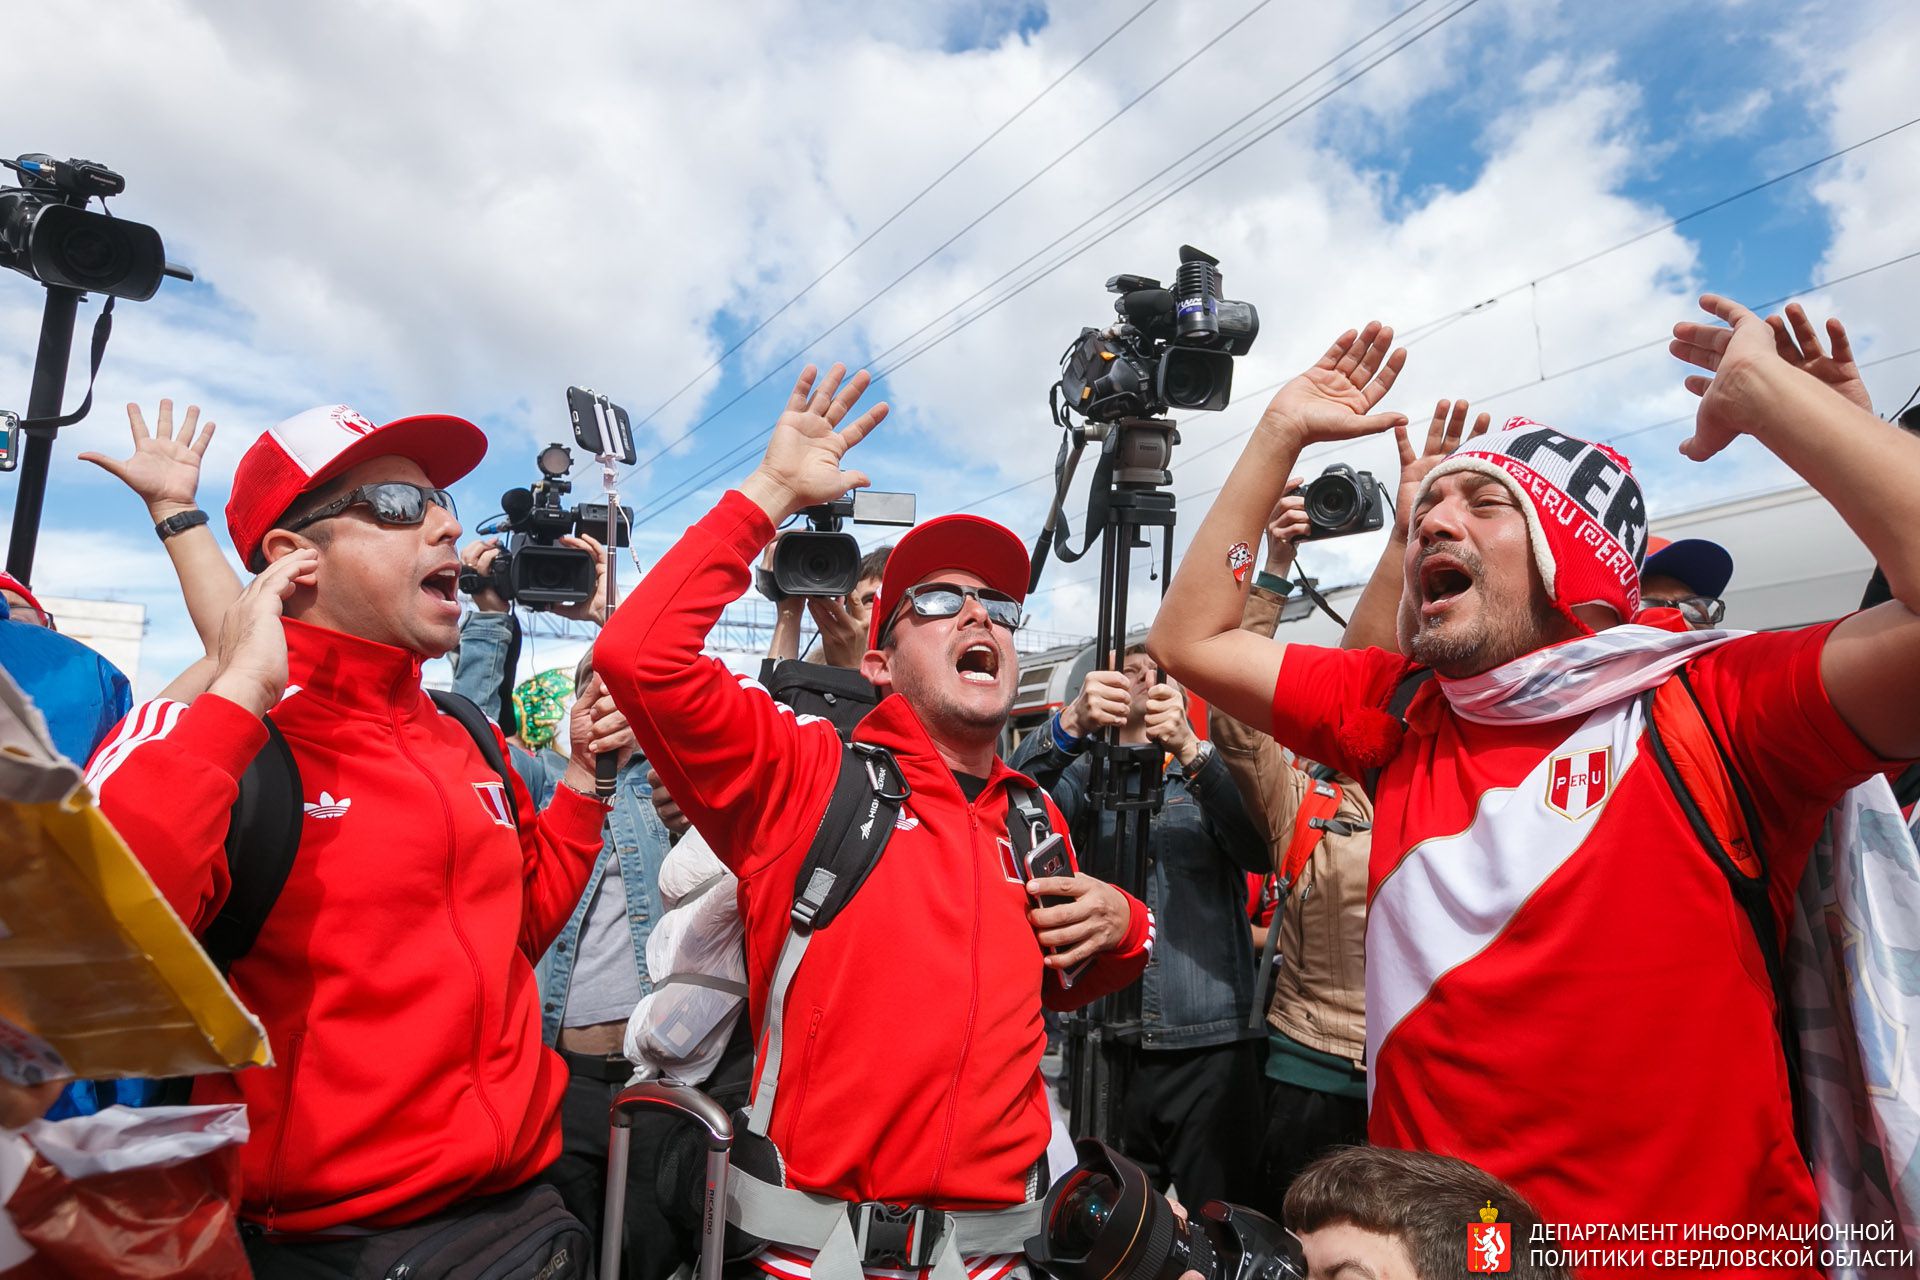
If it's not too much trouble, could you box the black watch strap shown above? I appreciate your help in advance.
[154,508,209,541]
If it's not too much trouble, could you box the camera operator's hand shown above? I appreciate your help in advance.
[81,400,216,520]
[1027,874,1134,970]
[460,538,509,613]
[806,594,868,669]
[1256,322,1407,448]
[1142,683,1199,765]
[1262,484,1309,576]
[1060,669,1130,738]
[207,550,318,719]
[740,363,890,524]
[1767,302,1872,414]
[561,674,634,796]
[647,767,691,838]
[1393,399,1490,536]
[552,534,611,625]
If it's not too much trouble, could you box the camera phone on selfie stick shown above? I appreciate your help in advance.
[566,385,636,799]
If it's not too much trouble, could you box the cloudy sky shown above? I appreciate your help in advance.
[4,0,1918,695]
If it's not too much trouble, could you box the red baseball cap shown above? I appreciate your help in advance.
[226,404,488,569]
[0,570,51,627]
[869,513,1031,649]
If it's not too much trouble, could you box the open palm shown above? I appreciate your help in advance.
[756,363,890,510]
[80,400,214,515]
[1259,322,1407,446]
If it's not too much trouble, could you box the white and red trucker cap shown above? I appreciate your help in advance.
[226,404,488,569]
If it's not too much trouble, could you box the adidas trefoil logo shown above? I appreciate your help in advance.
[303,791,351,820]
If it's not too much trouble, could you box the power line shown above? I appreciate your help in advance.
[619,0,1282,489]
[620,0,1164,460]
[928,117,1920,519]
[626,0,1478,529]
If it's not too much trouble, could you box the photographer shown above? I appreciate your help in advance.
[596,363,1153,1280]
[1148,306,1920,1267]
[84,404,630,1276]
[765,543,890,668]
[1011,650,1266,1206]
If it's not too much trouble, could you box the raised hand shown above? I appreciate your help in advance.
[459,538,509,613]
[206,549,319,717]
[741,364,890,522]
[80,400,216,519]
[1141,682,1198,764]
[805,593,868,668]
[552,534,611,625]
[1394,399,1490,532]
[1767,303,1871,413]
[1671,293,1786,461]
[1258,322,1408,447]
[1060,669,1130,737]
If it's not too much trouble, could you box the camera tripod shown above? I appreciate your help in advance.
[1031,416,1178,1145]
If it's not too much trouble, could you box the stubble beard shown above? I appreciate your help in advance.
[1408,587,1562,678]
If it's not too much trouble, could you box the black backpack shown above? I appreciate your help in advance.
[201,688,519,974]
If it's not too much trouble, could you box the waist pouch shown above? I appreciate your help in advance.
[344,1182,590,1280]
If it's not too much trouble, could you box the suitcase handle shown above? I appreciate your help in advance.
[605,1081,734,1280]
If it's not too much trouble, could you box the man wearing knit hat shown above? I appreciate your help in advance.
[83,403,633,1276]
[1151,297,1920,1277]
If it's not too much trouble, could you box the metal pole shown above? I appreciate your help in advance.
[5,286,84,584]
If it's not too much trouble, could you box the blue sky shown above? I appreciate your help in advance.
[3,0,1916,694]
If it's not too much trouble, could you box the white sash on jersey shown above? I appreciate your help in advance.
[1365,697,1643,1097]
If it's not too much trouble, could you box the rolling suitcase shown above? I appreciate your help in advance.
[603,1081,733,1280]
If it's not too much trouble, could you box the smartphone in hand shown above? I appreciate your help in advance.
[1024,833,1092,986]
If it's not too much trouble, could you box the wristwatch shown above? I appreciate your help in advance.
[154,508,209,541]
[1184,740,1215,769]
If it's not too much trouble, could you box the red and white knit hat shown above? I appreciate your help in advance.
[226,404,487,570]
[1413,417,1648,630]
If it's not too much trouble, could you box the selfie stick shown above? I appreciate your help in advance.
[592,394,621,801]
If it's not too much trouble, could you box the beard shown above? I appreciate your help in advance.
[888,661,1013,745]
[1407,547,1565,678]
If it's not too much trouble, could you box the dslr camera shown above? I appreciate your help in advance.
[1027,1138,1303,1280]
[758,490,916,600]
[460,442,633,610]
[1294,463,1384,541]
[1056,244,1259,424]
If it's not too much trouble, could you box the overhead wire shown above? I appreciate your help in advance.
[615,0,1165,466]
[626,0,1480,529]
[617,0,1283,489]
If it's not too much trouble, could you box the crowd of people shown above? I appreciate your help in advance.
[4,291,1918,1280]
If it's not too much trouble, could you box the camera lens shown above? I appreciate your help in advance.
[1049,1174,1119,1258]
[1306,475,1359,528]
[55,219,131,288]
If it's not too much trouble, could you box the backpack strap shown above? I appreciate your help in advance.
[429,688,522,832]
[748,742,909,1137]
[1642,664,1808,1163]
[1004,781,1051,865]
[1249,762,1369,1030]
[200,717,303,976]
[1362,667,1435,798]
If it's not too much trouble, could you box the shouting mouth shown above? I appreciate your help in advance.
[956,640,1000,686]
[1418,553,1476,619]
[421,564,461,613]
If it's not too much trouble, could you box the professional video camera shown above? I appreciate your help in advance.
[1027,1139,1304,1280]
[1055,245,1259,424]
[461,442,634,610]
[0,154,171,301]
[756,490,916,600]
[1294,462,1384,541]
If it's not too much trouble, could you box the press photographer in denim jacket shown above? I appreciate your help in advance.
[450,534,674,1275]
[1009,645,1268,1205]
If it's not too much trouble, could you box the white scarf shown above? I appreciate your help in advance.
[1428,624,1920,1251]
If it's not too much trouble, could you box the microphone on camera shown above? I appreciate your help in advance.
[500,487,534,527]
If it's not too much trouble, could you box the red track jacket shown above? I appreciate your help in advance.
[596,490,1152,1209]
[85,618,609,1233]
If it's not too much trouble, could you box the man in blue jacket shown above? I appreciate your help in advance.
[1010,644,1268,1204]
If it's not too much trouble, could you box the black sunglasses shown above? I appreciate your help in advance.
[882,581,1024,644]
[1643,593,1725,627]
[285,481,457,535]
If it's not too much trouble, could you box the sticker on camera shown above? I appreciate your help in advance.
[1227,541,1253,584]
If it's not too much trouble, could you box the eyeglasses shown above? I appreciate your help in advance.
[881,581,1024,644]
[1643,594,1725,628]
[284,482,457,534]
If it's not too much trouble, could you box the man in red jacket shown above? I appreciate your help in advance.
[596,364,1154,1280]
[85,405,629,1276]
